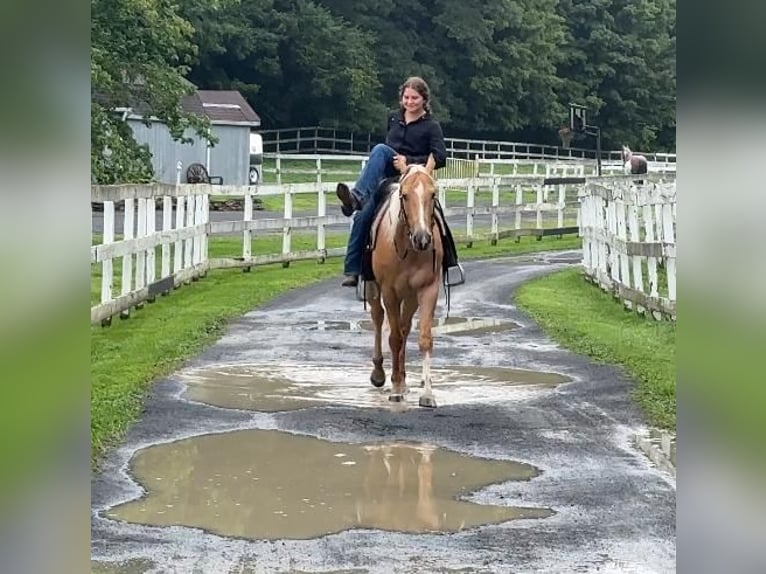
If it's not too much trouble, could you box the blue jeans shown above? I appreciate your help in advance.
[344,144,398,275]
[354,143,398,203]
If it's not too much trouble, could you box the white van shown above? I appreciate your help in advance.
[248,132,264,184]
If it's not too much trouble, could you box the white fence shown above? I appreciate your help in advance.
[579,177,677,319]
[259,126,677,166]
[92,155,676,325]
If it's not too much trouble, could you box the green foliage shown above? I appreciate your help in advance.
[92,0,676,183]
[183,0,385,130]
[91,0,213,183]
[556,0,676,150]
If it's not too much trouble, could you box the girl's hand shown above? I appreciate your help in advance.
[392,154,408,173]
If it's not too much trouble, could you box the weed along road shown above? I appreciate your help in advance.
[91,251,675,574]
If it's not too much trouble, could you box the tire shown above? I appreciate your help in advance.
[248,167,260,185]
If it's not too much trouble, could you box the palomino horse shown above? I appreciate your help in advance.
[621,145,648,175]
[367,155,443,407]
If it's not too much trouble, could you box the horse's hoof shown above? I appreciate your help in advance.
[419,395,437,408]
[370,372,386,388]
[389,393,405,403]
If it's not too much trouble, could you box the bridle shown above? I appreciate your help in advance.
[395,168,437,264]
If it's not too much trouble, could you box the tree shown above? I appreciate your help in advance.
[183,0,385,131]
[556,0,676,151]
[91,0,211,183]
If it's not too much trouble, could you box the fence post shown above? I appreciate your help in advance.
[243,183,253,271]
[491,178,499,245]
[316,157,326,262]
[100,201,115,314]
[535,184,543,239]
[161,196,172,284]
[514,184,523,242]
[661,187,677,303]
[184,195,194,282]
[282,184,293,267]
[145,195,156,298]
[121,198,135,318]
[466,180,475,248]
[135,198,147,297]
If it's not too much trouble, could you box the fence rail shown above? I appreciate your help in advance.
[92,154,676,325]
[579,180,677,319]
[260,126,677,165]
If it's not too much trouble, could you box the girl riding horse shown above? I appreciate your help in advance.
[336,76,460,288]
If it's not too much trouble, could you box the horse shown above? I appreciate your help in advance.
[621,145,648,175]
[367,154,443,408]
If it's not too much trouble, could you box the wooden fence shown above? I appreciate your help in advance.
[92,155,676,325]
[579,176,677,319]
[259,126,677,165]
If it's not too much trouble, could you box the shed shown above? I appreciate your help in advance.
[125,90,261,185]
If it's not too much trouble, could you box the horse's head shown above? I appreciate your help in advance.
[397,155,437,251]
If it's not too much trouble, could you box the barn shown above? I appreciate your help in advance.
[124,90,261,185]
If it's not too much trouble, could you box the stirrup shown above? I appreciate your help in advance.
[444,263,465,287]
[356,279,379,302]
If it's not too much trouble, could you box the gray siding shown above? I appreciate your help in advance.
[209,124,249,186]
[128,119,250,185]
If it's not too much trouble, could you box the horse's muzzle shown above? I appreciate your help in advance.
[412,230,432,251]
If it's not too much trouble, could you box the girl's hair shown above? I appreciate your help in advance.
[399,76,432,114]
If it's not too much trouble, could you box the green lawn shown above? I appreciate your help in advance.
[91,233,581,466]
[515,268,675,429]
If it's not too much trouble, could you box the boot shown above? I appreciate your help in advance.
[336,183,361,217]
[341,274,359,287]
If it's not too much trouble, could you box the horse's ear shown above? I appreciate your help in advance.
[425,154,436,174]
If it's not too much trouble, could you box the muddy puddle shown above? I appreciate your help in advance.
[91,559,154,574]
[179,364,569,412]
[256,316,518,336]
[106,430,552,540]
[358,316,520,337]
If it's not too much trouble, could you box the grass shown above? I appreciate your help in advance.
[514,268,675,429]
[92,231,581,305]
[243,185,576,214]
[246,157,574,212]
[91,233,581,466]
[91,259,344,465]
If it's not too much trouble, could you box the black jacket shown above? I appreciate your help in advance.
[385,110,447,169]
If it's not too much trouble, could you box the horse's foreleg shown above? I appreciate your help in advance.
[369,293,386,387]
[399,294,418,389]
[384,293,405,402]
[417,282,440,408]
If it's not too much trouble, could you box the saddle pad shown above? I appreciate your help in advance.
[368,181,399,251]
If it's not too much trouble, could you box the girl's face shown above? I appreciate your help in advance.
[401,87,426,114]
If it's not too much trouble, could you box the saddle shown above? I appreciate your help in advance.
[361,181,397,282]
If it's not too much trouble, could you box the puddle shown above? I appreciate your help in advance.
[357,316,518,336]
[106,430,552,540]
[91,559,154,573]
[253,317,518,336]
[179,364,568,412]
[294,320,361,331]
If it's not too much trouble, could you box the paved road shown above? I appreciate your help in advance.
[91,252,675,573]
